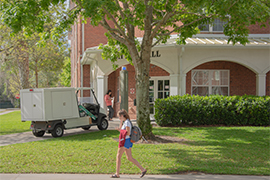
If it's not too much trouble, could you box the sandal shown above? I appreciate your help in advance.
[140,170,147,178]
[110,174,120,178]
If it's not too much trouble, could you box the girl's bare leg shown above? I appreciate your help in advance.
[125,148,146,172]
[115,147,126,177]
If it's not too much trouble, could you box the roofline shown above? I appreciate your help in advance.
[81,34,269,63]
[155,43,270,48]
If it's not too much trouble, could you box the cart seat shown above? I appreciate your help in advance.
[82,103,99,115]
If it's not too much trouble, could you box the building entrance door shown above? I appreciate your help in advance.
[149,77,170,119]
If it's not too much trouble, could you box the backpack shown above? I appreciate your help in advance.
[128,120,142,143]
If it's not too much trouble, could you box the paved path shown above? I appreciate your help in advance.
[0,118,133,146]
[0,173,269,180]
[0,108,20,115]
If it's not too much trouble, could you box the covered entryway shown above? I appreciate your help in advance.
[107,64,170,119]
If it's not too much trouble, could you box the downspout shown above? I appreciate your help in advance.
[75,22,78,88]
[81,22,84,98]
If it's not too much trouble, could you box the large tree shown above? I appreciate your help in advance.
[0,2,68,100]
[1,0,269,137]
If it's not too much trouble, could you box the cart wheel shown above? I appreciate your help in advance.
[32,130,45,137]
[82,126,91,130]
[98,118,108,130]
[51,124,64,138]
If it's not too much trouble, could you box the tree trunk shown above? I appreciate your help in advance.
[135,63,153,139]
[35,59,38,88]
[17,57,29,89]
[17,40,30,89]
[134,46,155,139]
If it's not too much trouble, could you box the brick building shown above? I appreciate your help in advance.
[69,10,270,119]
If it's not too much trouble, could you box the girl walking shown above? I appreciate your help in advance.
[111,109,147,178]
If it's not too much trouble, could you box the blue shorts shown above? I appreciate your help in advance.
[124,138,133,149]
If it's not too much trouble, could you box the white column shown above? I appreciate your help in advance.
[170,74,180,96]
[178,46,186,96]
[180,73,186,95]
[256,73,266,96]
[97,75,108,109]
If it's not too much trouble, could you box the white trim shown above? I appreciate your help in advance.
[205,38,215,44]
[183,57,261,74]
[104,60,174,76]
[262,67,270,74]
[196,38,206,44]
[214,39,224,44]
[188,38,197,44]
[256,73,266,96]
[193,34,270,38]
[97,75,108,110]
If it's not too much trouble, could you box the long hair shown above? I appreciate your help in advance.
[118,109,130,120]
[106,90,112,97]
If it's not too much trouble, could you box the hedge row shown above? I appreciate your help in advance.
[154,95,270,126]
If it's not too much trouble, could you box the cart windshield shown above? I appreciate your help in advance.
[76,88,99,106]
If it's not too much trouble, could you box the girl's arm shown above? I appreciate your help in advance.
[116,121,123,132]
[126,126,131,136]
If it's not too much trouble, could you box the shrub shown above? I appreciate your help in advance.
[154,95,270,126]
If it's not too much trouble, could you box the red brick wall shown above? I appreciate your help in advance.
[266,71,270,96]
[186,61,257,96]
[108,64,169,119]
[70,18,112,89]
[249,22,270,34]
[84,19,113,50]
[83,65,91,97]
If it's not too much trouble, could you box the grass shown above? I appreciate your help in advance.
[0,126,269,175]
[0,111,31,135]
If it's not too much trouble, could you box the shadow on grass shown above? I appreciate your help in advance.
[154,127,270,175]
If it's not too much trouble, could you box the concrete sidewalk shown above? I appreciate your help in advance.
[0,174,269,180]
[0,108,20,115]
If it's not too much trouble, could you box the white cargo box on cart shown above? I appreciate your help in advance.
[21,87,80,121]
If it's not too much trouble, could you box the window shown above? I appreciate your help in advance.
[199,19,227,32]
[192,70,229,96]
[157,80,170,99]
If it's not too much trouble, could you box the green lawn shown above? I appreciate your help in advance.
[0,126,269,175]
[0,111,31,135]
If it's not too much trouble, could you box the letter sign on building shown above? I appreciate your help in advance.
[118,51,161,59]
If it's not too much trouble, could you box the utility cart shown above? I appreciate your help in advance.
[20,87,108,138]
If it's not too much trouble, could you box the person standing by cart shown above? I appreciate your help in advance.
[110,109,147,178]
[105,90,114,121]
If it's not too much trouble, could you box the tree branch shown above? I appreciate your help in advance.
[99,19,127,45]
[151,38,163,47]
[102,8,127,39]
[74,0,83,9]
[122,2,135,40]
[150,12,174,39]
[157,15,214,37]
[99,18,125,39]
[115,0,127,21]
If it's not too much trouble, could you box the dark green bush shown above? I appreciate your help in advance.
[154,95,270,126]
